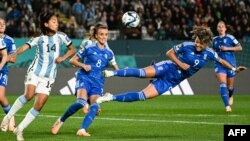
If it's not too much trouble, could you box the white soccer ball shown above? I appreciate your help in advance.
[122,11,140,28]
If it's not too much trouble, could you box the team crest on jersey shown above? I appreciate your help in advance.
[104,54,108,59]
[223,39,227,44]
[203,54,207,60]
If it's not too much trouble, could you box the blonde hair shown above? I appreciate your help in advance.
[191,26,213,47]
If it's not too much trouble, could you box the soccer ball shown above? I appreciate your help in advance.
[122,11,140,28]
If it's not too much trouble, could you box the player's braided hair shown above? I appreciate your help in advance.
[191,26,213,47]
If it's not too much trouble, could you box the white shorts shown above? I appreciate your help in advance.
[25,73,55,95]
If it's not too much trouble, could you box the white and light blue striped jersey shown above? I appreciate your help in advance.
[80,38,94,49]
[27,32,72,79]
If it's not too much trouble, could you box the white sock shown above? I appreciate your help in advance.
[18,108,39,131]
[6,95,27,119]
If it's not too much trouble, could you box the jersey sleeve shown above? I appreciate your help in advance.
[173,43,184,54]
[26,37,39,48]
[58,32,72,46]
[232,37,240,46]
[207,48,220,62]
[109,56,117,66]
[76,46,87,60]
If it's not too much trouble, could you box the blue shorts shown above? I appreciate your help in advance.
[151,79,173,95]
[0,71,8,87]
[152,60,181,95]
[215,65,235,78]
[75,76,103,97]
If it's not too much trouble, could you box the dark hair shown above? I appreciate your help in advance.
[93,23,108,39]
[191,26,213,47]
[217,20,235,34]
[39,11,56,34]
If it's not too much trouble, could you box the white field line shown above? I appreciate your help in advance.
[4,113,244,125]
[105,113,245,117]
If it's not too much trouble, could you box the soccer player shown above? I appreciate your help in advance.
[51,23,119,137]
[212,21,243,112]
[0,18,16,132]
[97,26,246,108]
[0,11,75,141]
[79,25,95,49]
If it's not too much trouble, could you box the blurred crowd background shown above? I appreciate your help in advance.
[0,0,249,42]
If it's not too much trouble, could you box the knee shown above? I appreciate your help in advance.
[76,98,87,107]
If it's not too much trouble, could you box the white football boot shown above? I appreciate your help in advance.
[1,115,11,132]
[13,127,24,141]
[51,118,63,135]
[226,106,232,113]
[96,93,113,104]
[76,129,91,137]
[103,70,114,78]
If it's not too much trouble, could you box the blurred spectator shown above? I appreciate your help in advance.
[72,0,85,25]
[1,0,249,41]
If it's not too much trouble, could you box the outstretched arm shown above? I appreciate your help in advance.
[9,44,30,63]
[167,48,189,70]
[218,58,247,73]
[55,44,75,64]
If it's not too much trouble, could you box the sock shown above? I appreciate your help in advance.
[81,103,99,129]
[6,95,27,119]
[113,91,147,102]
[220,83,229,106]
[228,88,235,98]
[114,68,146,77]
[18,107,39,131]
[61,98,87,122]
[2,104,11,114]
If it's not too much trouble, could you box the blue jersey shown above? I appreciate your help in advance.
[76,43,116,87]
[0,35,16,73]
[174,42,220,79]
[153,42,220,94]
[212,34,240,67]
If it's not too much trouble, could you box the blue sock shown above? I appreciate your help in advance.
[228,88,235,98]
[220,83,229,106]
[114,68,146,77]
[61,98,87,122]
[113,91,147,102]
[2,105,11,114]
[81,103,99,129]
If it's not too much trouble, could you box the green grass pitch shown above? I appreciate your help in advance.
[0,95,250,141]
